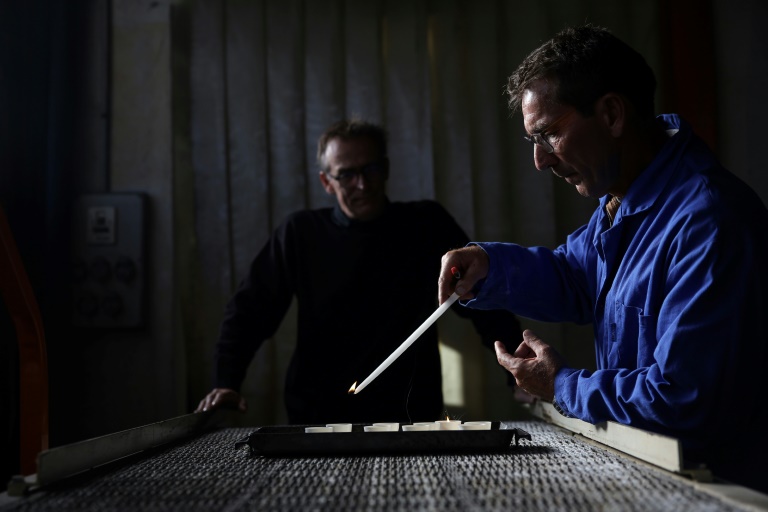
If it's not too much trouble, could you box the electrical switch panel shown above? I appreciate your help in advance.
[72,193,146,327]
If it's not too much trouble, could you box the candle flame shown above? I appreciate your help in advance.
[446,415,450,421]
[348,381,357,394]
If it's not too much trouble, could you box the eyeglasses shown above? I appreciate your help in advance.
[325,160,387,188]
[523,109,578,154]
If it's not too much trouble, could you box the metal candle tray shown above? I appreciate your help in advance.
[235,421,532,457]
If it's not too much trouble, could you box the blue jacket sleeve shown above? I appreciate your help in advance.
[468,223,595,325]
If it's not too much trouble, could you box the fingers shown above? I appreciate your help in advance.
[438,252,459,304]
[438,246,489,303]
[195,388,246,413]
[494,340,510,359]
[493,330,560,401]
[521,329,545,351]
[195,392,217,413]
[494,340,517,374]
[508,330,542,358]
[512,339,534,358]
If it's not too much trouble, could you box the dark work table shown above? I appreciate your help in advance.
[1,420,764,511]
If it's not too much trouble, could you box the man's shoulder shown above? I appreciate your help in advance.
[272,208,335,238]
[670,163,765,217]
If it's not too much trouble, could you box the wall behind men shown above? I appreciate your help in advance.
[2,0,766,447]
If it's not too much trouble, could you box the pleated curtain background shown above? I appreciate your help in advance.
[178,0,661,425]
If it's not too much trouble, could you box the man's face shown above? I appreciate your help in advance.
[521,79,618,198]
[319,136,389,221]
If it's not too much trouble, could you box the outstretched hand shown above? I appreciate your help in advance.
[493,329,566,402]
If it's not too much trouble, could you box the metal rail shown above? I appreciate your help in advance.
[7,410,226,495]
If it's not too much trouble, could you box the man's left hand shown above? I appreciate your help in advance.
[494,329,566,401]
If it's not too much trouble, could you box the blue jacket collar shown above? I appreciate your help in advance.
[600,114,690,219]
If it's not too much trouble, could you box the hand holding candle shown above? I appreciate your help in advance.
[438,246,490,304]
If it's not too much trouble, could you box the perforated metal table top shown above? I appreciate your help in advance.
[0,420,756,511]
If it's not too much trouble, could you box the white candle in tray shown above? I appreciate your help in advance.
[373,422,399,431]
[461,421,492,430]
[326,423,352,432]
[402,424,432,432]
[435,419,462,430]
[305,426,333,433]
[363,425,390,432]
[413,422,440,431]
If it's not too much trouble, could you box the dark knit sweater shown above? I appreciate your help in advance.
[214,199,521,424]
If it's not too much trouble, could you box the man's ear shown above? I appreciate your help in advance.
[318,171,335,195]
[597,93,626,138]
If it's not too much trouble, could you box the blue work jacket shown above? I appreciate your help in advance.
[470,115,768,461]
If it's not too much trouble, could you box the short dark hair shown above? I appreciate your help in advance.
[506,24,657,120]
[316,119,388,171]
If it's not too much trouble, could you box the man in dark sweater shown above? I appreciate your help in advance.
[196,119,521,424]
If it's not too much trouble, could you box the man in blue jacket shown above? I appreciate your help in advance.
[438,25,768,492]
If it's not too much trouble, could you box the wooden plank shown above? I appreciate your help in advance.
[530,400,685,473]
[33,412,223,488]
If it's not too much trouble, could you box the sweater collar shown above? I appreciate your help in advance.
[331,198,392,228]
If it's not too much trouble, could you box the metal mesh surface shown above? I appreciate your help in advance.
[1,421,749,512]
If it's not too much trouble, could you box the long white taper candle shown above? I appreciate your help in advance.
[353,293,460,394]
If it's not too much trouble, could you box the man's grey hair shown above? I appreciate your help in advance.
[316,119,388,171]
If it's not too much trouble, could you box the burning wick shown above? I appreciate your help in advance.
[348,381,357,394]
[435,415,462,430]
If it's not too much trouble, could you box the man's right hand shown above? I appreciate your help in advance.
[438,245,490,304]
[195,388,247,413]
